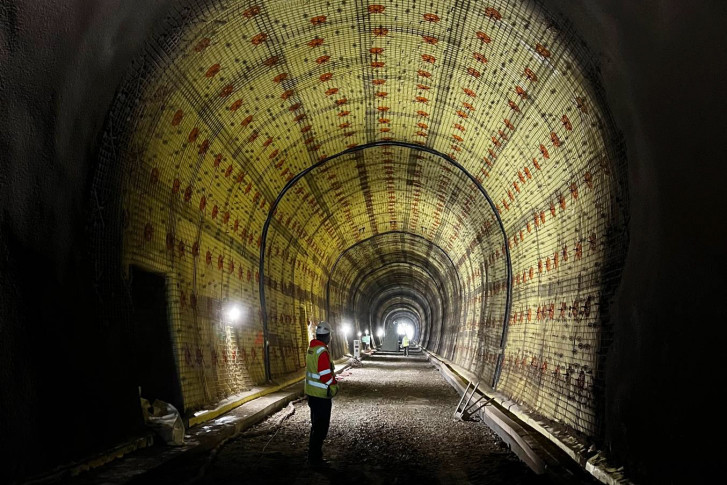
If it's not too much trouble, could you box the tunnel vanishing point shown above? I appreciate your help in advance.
[1,0,724,484]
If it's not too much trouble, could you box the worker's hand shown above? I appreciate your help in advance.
[328,383,339,397]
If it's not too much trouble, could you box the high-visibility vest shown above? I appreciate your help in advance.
[402,336,409,347]
[304,344,338,398]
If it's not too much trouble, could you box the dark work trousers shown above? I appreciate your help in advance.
[307,395,332,462]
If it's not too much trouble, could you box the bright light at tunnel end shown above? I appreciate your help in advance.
[397,323,414,339]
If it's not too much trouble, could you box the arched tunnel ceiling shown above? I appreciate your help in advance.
[266,145,502,271]
[106,0,628,437]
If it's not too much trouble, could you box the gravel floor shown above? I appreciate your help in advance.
[196,350,556,485]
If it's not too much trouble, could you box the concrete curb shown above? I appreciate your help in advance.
[425,350,632,485]
[22,434,156,485]
[187,372,308,427]
[425,351,547,474]
[187,353,355,428]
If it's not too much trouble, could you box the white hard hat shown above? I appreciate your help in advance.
[315,321,332,335]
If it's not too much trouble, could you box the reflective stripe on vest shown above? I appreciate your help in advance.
[306,380,328,389]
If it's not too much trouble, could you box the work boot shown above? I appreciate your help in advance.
[307,457,331,469]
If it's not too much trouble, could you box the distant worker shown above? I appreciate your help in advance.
[304,321,340,468]
[402,334,410,356]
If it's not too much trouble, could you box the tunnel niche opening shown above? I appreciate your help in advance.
[128,265,184,414]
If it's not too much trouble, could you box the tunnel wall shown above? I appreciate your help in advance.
[544,1,726,481]
[0,1,179,482]
[1,1,724,484]
[104,0,511,422]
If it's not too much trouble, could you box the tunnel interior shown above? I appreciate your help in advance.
[4,0,726,482]
[92,0,628,451]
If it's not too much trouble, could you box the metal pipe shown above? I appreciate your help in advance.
[454,381,472,416]
[464,396,495,418]
[462,381,480,412]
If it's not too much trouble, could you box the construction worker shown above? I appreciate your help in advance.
[304,321,339,467]
[402,333,410,356]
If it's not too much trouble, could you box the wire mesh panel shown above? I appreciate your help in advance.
[93,0,627,436]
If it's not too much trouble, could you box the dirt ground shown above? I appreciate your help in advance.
[196,350,557,485]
